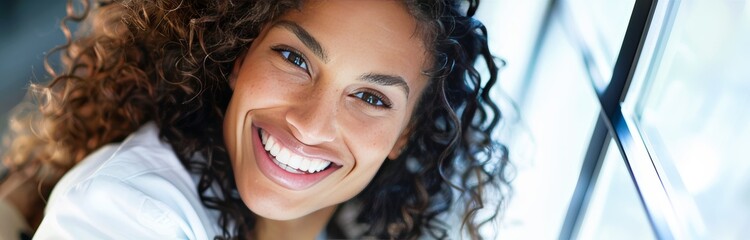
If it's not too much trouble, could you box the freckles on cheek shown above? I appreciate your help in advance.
[356,127,399,158]
[236,72,287,101]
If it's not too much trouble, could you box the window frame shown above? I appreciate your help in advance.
[555,0,704,239]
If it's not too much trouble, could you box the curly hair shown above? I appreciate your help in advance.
[1,0,511,239]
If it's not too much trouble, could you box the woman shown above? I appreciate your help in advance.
[0,0,510,239]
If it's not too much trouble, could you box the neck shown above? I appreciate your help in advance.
[253,206,336,240]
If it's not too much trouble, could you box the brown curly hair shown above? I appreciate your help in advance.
[1,0,511,239]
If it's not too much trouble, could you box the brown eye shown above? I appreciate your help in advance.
[352,91,391,108]
[279,50,308,70]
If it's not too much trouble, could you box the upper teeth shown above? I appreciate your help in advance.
[261,129,332,174]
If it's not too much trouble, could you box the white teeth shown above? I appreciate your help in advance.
[289,155,302,170]
[276,148,292,165]
[300,158,311,172]
[270,142,281,156]
[321,160,329,171]
[272,158,303,174]
[260,129,334,174]
[264,135,274,151]
[261,130,269,144]
[310,159,322,173]
[318,161,332,172]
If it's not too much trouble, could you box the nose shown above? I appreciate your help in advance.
[285,85,338,145]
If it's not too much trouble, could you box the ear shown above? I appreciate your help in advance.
[387,127,413,160]
[229,48,249,90]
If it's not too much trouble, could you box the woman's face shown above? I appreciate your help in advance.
[223,0,429,220]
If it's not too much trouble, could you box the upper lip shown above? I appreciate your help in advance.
[253,122,344,167]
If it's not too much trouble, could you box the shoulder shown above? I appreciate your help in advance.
[50,122,186,189]
[36,123,220,239]
[36,174,187,239]
[48,122,194,206]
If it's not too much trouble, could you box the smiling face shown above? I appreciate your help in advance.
[223,0,430,220]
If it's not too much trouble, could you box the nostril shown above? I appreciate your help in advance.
[285,109,337,145]
[286,121,336,145]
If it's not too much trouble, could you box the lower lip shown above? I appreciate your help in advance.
[251,125,338,191]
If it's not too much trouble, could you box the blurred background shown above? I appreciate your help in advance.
[2,0,750,239]
[0,0,67,141]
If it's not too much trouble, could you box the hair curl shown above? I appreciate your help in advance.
[1,0,511,239]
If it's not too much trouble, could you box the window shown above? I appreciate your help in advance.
[575,139,655,240]
[2,1,746,239]
[478,0,750,239]
[623,0,750,238]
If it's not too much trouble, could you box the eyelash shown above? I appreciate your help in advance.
[271,45,309,72]
[271,45,392,110]
[352,90,393,109]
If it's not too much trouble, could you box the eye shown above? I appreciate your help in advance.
[352,91,392,109]
[273,46,308,71]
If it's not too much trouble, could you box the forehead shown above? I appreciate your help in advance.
[275,0,430,87]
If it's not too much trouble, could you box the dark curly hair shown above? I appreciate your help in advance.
[1,0,511,239]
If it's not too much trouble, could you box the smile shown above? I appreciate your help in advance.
[260,129,333,174]
[250,124,341,191]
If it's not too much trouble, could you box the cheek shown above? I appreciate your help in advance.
[235,70,291,103]
[227,71,299,127]
[345,120,401,176]
[356,129,395,154]
[224,65,290,159]
[340,100,411,175]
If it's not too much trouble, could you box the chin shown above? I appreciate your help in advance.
[242,189,321,221]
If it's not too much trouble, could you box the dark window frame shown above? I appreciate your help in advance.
[552,0,698,239]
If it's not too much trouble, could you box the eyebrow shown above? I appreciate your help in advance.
[360,73,410,98]
[273,20,410,98]
[273,20,329,63]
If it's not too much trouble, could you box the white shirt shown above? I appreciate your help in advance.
[34,123,221,239]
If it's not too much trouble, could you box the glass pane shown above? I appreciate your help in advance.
[473,1,551,238]
[562,0,635,88]
[635,0,750,238]
[576,139,656,240]
[497,18,600,239]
